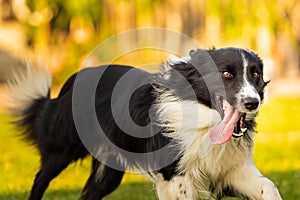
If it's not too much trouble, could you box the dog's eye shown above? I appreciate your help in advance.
[222,71,233,78]
[253,72,260,78]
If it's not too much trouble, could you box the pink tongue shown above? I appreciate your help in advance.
[209,101,241,144]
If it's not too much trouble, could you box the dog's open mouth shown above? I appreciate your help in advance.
[209,94,247,145]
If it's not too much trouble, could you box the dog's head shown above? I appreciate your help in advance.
[205,48,269,144]
[205,48,268,112]
[164,47,269,144]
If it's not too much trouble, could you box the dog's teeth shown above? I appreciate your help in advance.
[233,132,244,137]
[240,115,244,126]
[241,128,247,133]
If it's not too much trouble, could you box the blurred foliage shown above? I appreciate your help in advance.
[26,0,102,38]
[1,0,299,85]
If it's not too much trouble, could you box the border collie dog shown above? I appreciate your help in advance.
[6,47,282,200]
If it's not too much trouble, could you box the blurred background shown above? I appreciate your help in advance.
[0,0,300,85]
[0,0,299,200]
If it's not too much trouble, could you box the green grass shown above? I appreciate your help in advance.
[0,96,299,200]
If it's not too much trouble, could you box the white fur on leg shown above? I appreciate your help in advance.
[156,175,195,200]
[225,163,282,200]
[261,178,282,200]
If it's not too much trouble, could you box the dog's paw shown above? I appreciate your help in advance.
[261,181,282,200]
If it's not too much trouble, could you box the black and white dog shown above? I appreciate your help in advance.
[6,47,282,200]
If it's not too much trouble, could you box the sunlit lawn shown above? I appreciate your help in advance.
[0,96,299,200]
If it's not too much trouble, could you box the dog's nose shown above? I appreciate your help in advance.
[244,97,259,111]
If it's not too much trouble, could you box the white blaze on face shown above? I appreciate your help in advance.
[237,52,261,112]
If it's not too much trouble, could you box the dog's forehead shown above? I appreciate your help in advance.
[204,48,244,69]
[219,48,262,71]
[240,49,262,66]
[188,48,262,73]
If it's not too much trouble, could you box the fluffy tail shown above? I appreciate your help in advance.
[4,60,52,142]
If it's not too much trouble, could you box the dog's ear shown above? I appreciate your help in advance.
[189,49,196,56]
[263,79,270,88]
[165,54,191,69]
[259,79,270,102]
[189,48,220,75]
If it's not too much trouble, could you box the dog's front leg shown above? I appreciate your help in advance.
[155,175,197,200]
[226,162,282,200]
